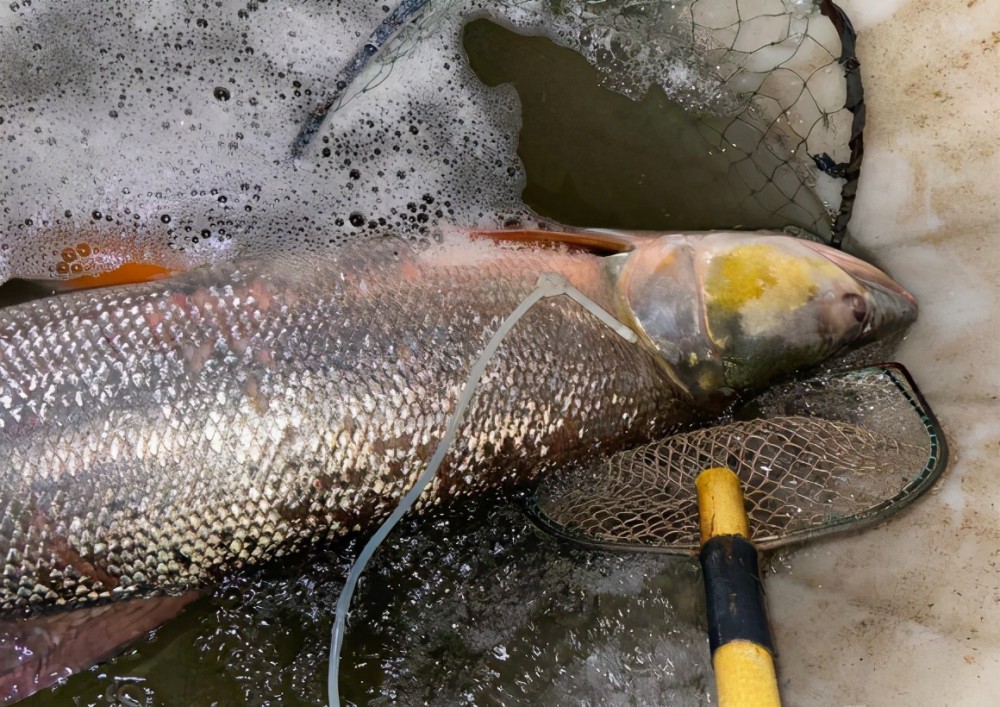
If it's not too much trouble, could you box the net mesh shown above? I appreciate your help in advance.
[532,365,946,553]
[494,0,863,242]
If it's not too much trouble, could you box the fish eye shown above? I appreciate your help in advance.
[843,293,867,323]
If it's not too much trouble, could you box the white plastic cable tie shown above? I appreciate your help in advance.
[328,272,637,706]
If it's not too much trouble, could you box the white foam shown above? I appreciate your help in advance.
[0,0,858,284]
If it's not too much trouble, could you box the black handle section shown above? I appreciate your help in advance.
[699,535,775,655]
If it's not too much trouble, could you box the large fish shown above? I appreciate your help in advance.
[0,229,915,700]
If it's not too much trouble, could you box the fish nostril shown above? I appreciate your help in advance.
[843,293,867,323]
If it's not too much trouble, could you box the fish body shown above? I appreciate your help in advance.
[0,230,916,617]
[1,236,689,616]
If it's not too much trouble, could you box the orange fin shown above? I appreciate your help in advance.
[0,592,201,702]
[45,262,175,291]
[471,228,658,256]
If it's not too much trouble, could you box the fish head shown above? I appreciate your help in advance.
[612,232,918,406]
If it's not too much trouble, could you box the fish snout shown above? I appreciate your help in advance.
[797,239,918,340]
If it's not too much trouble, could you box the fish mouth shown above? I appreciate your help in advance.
[798,240,918,335]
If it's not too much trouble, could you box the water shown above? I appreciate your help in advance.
[28,497,713,706]
[463,19,811,233]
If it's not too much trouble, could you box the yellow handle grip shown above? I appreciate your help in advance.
[713,641,782,707]
[695,466,751,543]
[696,466,781,707]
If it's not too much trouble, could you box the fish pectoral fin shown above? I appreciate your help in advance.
[0,591,201,702]
[471,227,656,256]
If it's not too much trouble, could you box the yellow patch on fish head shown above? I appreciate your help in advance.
[704,243,842,334]
[614,231,917,403]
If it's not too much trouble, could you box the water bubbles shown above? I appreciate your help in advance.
[52,242,94,277]
[0,0,844,292]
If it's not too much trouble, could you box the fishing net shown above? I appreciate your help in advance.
[476,0,862,242]
[531,363,947,553]
[0,0,861,285]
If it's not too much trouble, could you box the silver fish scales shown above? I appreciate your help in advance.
[0,238,691,615]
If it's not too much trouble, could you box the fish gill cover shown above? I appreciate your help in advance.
[0,0,859,286]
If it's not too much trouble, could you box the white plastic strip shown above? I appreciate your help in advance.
[328,272,637,706]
